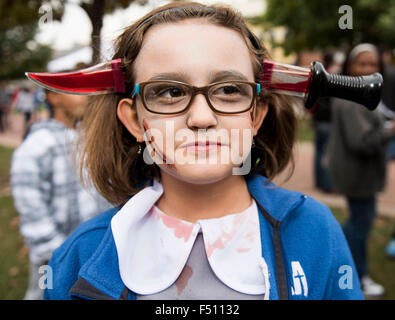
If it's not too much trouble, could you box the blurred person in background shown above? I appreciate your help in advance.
[12,86,36,135]
[10,86,111,300]
[386,232,395,259]
[311,52,335,193]
[0,81,10,132]
[327,43,395,298]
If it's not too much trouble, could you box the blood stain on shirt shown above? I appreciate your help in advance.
[175,265,193,295]
[154,207,195,242]
[204,211,248,258]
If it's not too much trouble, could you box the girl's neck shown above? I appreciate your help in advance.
[156,172,252,222]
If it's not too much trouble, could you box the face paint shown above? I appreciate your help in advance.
[142,118,176,170]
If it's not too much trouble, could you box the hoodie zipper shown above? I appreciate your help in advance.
[255,194,308,300]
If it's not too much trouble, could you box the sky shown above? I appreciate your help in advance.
[36,0,266,52]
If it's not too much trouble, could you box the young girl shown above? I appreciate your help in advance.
[42,2,363,300]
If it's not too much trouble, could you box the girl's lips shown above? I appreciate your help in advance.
[180,141,225,152]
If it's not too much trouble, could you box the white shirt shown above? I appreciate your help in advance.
[111,179,270,299]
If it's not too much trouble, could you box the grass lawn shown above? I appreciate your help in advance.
[0,195,29,299]
[0,138,394,300]
[0,146,29,299]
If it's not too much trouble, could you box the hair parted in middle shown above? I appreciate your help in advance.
[77,1,297,205]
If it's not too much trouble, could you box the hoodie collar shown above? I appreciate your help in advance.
[246,175,306,222]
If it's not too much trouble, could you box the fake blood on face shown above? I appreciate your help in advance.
[142,119,176,169]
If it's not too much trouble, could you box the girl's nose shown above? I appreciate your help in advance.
[186,94,218,130]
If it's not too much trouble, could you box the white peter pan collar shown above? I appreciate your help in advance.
[111,179,270,298]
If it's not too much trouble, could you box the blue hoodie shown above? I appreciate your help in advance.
[44,175,363,300]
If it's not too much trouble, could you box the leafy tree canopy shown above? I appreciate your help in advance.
[0,0,148,73]
[250,0,395,55]
[0,26,52,80]
[0,0,65,30]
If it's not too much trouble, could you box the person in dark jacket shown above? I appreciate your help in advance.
[327,43,395,298]
[311,53,335,193]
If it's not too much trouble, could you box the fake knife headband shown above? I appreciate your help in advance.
[25,5,383,110]
[25,57,383,110]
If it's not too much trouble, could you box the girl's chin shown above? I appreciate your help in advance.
[158,163,239,185]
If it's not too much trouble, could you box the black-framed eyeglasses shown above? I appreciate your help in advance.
[131,80,261,115]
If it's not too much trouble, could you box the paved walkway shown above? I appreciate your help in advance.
[1,112,395,218]
[0,112,48,148]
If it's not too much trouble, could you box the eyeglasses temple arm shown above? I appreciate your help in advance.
[131,83,140,98]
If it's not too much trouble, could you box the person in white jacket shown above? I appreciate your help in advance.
[11,89,111,300]
[12,87,36,133]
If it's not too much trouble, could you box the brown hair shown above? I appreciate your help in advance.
[77,1,296,205]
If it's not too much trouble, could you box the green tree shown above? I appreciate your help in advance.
[0,0,148,67]
[0,0,63,79]
[0,0,65,30]
[250,0,395,55]
[0,25,52,80]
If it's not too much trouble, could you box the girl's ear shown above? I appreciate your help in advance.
[117,98,144,142]
[252,101,269,136]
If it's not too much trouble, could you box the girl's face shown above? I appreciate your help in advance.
[118,20,268,184]
[348,51,380,76]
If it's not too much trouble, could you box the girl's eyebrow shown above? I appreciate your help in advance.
[147,70,250,83]
[149,72,189,82]
[209,70,250,82]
